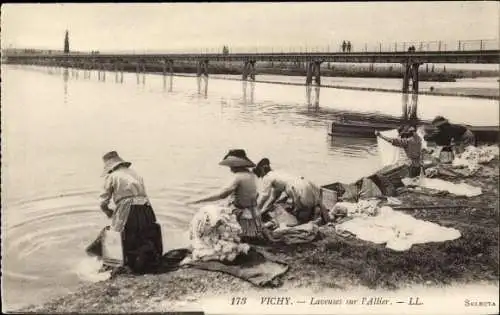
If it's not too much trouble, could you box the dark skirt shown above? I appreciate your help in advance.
[86,204,163,273]
[233,207,265,244]
[408,166,422,178]
[122,204,163,272]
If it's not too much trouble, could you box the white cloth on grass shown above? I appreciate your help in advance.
[402,177,482,197]
[452,145,499,172]
[335,206,461,251]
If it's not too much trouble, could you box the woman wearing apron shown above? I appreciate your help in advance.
[190,149,264,242]
[86,151,162,273]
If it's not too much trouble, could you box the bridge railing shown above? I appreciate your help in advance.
[3,39,498,56]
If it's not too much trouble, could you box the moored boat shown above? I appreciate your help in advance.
[328,115,499,143]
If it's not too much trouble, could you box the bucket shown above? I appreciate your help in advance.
[102,227,124,268]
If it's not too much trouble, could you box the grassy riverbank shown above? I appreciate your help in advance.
[21,159,499,313]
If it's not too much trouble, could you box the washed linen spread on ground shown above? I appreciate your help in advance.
[402,177,483,197]
[183,204,250,264]
[452,145,499,171]
[335,204,461,251]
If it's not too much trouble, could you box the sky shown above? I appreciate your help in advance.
[1,2,499,53]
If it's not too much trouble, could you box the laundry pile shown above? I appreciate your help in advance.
[329,199,381,219]
[270,222,319,244]
[335,205,461,251]
[182,205,250,264]
[452,145,499,172]
[402,177,482,197]
[263,205,320,244]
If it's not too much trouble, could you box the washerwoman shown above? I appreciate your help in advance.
[190,149,264,242]
[253,158,330,225]
[86,151,163,273]
[424,116,476,155]
[376,125,423,178]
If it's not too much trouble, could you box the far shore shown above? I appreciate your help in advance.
[4,61,499,100]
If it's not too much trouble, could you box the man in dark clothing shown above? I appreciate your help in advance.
[424,116,475,154]
[342,41,347,52]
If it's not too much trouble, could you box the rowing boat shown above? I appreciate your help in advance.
[328,114,499,143]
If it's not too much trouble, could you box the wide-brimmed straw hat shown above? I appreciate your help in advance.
[431,116,449,127]
[219,149,255,168]
[102,151,131,176]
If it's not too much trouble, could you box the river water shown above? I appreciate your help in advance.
[1,65,498,310]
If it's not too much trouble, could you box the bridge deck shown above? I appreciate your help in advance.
[4,50,499,64]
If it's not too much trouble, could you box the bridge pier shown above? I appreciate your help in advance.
[402,62,420,93]
[85,63,91,79]
[102,64,107,82]
[242,60,256,81]
[197,60,209,77]
[401,92,419,122]
[168,59,174,75]
[136,63,140,84]
[135,62,146,84]
[115,62,120,83]
[306,61,322,85]
[120,63,124,83]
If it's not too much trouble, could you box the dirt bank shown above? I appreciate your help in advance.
[20,158,499,313]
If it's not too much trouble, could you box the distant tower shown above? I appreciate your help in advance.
[64,30,70,53]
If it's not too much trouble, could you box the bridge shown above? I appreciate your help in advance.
[3,39,499,93]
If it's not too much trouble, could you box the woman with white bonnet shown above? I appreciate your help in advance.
[86,151,162,273]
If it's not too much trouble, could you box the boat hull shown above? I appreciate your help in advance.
[329,118,499,143]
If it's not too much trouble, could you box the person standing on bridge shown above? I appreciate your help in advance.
[342,41,347,52]
[347,41,352,52]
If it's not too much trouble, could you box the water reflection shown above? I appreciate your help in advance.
[242,80,255,104]
[163,74,173,92]
[197,76,208,98]
[136,72,146,85]
[306,85,321,111]
[63,67,69,104]
[401,92,419,123]
[328,135,377,157]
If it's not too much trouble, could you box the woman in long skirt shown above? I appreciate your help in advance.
[86,151,162,273]
[189,149,264,243]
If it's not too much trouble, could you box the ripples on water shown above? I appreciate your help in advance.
[1,65,498,310]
